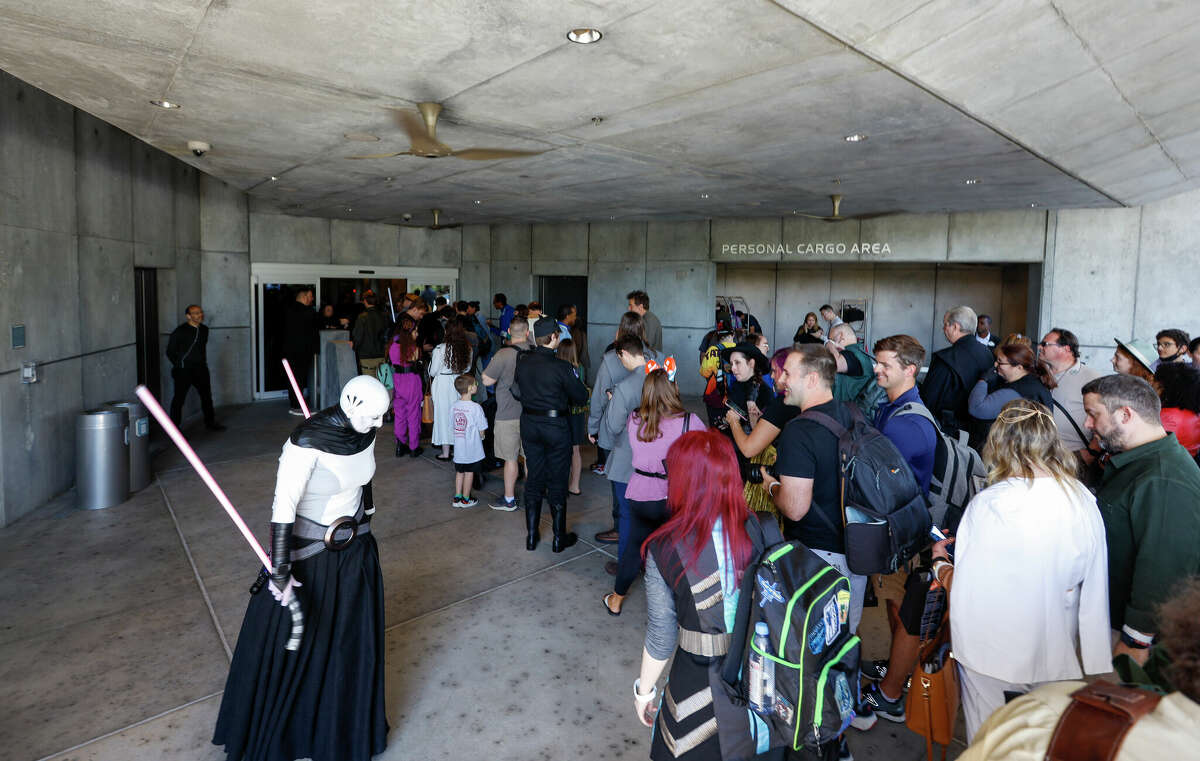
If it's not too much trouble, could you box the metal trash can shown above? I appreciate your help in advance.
[105,400,150,492]
[77,408,130,510]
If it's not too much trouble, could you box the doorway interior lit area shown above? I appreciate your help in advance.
[4,4,1200,761]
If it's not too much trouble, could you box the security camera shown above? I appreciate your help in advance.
[401,213,412,221]
[188,140,211,157]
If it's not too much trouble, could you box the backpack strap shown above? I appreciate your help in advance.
[1045,682,1162,761]
[720,513,777,698]
[796,408,852,535]
[798,408,848,437]
[893,402,942,432]
[1049,398,1100,456]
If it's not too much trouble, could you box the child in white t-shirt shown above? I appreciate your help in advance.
[451,374,488,508]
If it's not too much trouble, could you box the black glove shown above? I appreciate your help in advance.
[361,481,375,524]
[269,521,293,592]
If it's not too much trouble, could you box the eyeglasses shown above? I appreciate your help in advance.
[1156,342,1177,349]
[994,360,1013,368]
[1037,341,1062,348]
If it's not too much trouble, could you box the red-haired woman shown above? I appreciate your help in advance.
[633,429,760,760]
[388,316,423,458]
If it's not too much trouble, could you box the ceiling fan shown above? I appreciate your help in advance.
[793,194,896,222]
[399,208,461,230]
[347,102,545,161]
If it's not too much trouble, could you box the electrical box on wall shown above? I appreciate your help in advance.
[22,360,38,384]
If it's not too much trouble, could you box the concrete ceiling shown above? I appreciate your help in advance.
[2,0,1197,225]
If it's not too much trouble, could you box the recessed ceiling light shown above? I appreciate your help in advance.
[343,132,379,142]
[269,176,278,181]
[474,200,483,205]
[346,207,353,212]
[843,133,867,142]
[567,28,602,44]
[384,176,393,182]
[150,99,181,109]
[1029,202,1038,207]
[964,178,981,185]
[699,193,710,199]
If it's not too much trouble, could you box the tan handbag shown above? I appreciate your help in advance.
[904,578,959,761]
[421,393,434,424]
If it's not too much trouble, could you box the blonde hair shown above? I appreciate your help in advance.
[982,399,1079,488]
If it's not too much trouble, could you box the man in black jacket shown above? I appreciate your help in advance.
[513,317,589,553]
[283,287,318,415]
[350,291,391,377]
[166,304,224,431]
[920,305,995,438]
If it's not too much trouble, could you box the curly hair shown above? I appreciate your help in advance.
[1159,576,1200,702]
[442,320,473,374]
[1155,362,1200,414]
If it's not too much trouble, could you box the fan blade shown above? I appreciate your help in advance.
[345,151,412,159]
[392,109,442,154]
[793,212,843,222]
[451,148,544,160]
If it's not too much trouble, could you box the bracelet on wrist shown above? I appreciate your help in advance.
[634,679,656,701]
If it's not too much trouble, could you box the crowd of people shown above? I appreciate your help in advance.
[207,286,1200,761]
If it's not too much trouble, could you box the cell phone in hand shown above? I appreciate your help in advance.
[930,526,948,543]
[725,400,749,421]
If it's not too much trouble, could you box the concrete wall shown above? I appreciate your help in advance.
[0,71,220,525]
[1043,187,1200,370]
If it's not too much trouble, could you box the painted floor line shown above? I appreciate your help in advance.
[158,476,234,662]
[32,690,224,761]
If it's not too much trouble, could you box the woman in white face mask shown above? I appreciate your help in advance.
[213,376,392,761]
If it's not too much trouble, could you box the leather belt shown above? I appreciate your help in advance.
[291,504,371,562]
[635,468,667,479]
[391,363,419,374]
[523,408,568,418]
[677,627,730,657]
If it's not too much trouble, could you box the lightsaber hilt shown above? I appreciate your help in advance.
[281,359,311,418]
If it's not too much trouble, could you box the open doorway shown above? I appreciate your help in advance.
[539,275,588,332]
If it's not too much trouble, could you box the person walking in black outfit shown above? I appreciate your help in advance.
[513,317,589,552]
[166,304,224,431]
[283,287,319,415]
[920,305,995,437]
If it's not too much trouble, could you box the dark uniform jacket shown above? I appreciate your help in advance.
[351,306,391,358]
[512,346,588,413]
[166,322,209,368]
[920,334,994,433]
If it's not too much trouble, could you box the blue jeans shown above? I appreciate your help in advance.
[612,480,631,563]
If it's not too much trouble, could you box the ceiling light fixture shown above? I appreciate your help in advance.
[843,133,867,143]
[474,200,483,205]
[150,99,181,109]
[269,176,278,181]
[1029,202,1038,207]
[567,28,603,44]
[964,178,981,185]
[384,176,394,182]
[699,193,710,199]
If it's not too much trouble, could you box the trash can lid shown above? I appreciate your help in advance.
[104,400,147,416]
[78,408,128,429]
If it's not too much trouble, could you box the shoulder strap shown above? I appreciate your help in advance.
[683,412,692,433]
[894,402,943,432]
[798,409,848,437]
[1050,397,1092,449]
[720,513,777,697]
[1045,682,1162,761]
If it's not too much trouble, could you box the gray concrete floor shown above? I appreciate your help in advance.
[0,400,963,761]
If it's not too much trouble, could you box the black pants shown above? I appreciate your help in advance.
[615,498,668,595]
[284,352,311,410]
[520,415,572,509]
[170,365,216,426]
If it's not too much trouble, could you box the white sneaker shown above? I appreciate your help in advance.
[457,496,478,508]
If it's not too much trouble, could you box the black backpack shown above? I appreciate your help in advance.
[800,405,931,575]
[721,514,861,759]
[893,401,986,532]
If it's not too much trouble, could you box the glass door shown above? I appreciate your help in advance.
[251,263,459,400]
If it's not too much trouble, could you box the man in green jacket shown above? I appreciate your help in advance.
[1083,373,1200,665]
[826,323,883,419]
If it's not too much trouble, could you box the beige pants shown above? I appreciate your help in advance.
[359,356,385,377]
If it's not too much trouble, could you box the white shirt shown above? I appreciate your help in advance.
[270,439,376,525]
[950,477,1111,684]
[452,399,488,464]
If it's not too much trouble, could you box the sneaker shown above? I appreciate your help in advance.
[452,495,464,507]
[861,659,889,682]
[590,463,605,475]
[458,496,478,508]
[837,736,854,761]
[860,682,905,723]
[490,497,519,512]
[849,702,877,731]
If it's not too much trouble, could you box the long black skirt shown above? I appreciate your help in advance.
[213,534,388,761]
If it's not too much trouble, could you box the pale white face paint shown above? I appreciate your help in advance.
[339,376,390,433]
